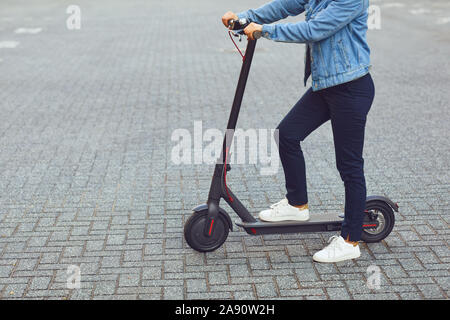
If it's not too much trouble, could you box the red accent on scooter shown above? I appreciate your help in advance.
[363,224,378,227]
[228,31,246,61]
[208,219,214,235]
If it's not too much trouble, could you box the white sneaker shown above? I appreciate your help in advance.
[259,198,310,222]
[313,235,361,263]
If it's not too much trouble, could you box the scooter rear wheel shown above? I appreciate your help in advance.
[361,201,395,243]
[184,210,229,252]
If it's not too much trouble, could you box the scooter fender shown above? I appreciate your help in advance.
[192,204,233,231]
[366,195,399,212]
[339,195,399,218]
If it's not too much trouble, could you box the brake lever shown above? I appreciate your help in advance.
[230,30,243,42]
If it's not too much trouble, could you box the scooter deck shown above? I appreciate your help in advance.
[235,212,344,235]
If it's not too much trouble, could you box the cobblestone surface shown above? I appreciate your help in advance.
[0,0,448,300]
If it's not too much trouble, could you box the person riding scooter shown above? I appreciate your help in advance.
[222,0,375,263]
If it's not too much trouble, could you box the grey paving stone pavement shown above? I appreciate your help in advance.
[0,0,448,300]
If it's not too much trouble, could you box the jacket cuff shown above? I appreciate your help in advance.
[262,24,275,39]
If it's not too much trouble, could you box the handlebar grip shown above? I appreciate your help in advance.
[253,30,262,40]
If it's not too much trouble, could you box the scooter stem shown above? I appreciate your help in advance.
[222,39,257,162]
[204,39,258,237]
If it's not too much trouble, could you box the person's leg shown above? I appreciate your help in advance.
[323,74,375,242]
[276,88,330,206]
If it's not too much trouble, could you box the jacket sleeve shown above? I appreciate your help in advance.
[237,0,308,25]
[262,0,366,43]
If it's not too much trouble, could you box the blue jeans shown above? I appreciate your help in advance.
[277,73,375,241]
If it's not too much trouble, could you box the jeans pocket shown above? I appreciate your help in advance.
[349,74,373,92]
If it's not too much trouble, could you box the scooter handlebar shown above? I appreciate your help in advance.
[228,18,262,40]
[252,30,262,40]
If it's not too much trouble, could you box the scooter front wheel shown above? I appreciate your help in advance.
[184,210,229,252]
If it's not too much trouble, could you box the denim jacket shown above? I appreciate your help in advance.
[237,0,371,91]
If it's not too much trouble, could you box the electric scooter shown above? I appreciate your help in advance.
[184,19,398,252]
